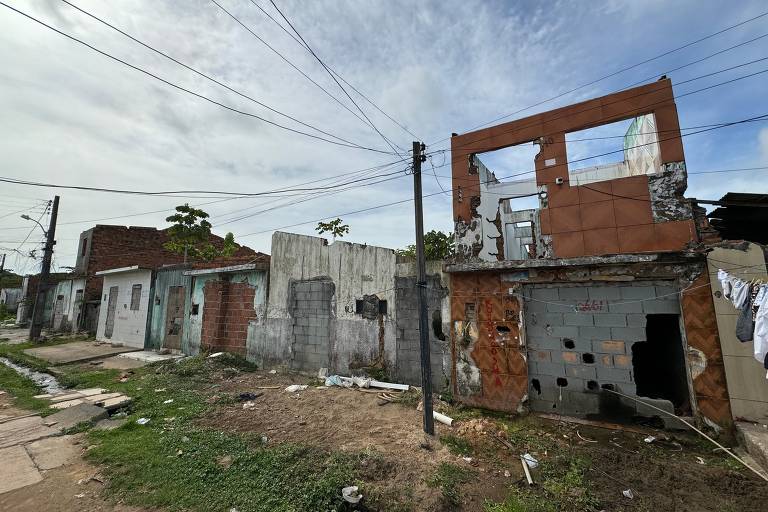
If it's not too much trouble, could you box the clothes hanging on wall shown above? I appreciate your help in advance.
[717,269,768,375]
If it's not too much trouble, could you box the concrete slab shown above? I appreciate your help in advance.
[23,341,138,364]
[94,418,128,431]
[116,350,183,363]
[0,446,42,494]
[737,421,768,472]
[44,403,108,432]
[98,355,148,370]
[25,435,82,470]
[0,416,56,449]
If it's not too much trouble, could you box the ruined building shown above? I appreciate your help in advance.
[447,78,767,431]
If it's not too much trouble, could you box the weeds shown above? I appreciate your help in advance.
[426,463,473,506]
[440,434,473,456]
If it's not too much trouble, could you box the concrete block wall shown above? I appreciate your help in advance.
[290,280,334,372]
[525,282,681,418]
[394,275,448,389]
[200,279,258,356]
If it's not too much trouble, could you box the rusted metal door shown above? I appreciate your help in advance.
[451,272,527,411]
[164,286,185,350]
[104,286,118,339]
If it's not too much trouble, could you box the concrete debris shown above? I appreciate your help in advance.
[46,404,108,432]
[284,385,308,393]
[242,401,257,410]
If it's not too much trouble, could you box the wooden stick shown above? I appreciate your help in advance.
[536,412,652,435]
[520,455,534,485]
[253,386,281,389]
[602,388,768,483]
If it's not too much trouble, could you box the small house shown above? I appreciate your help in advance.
[95,266,153,348]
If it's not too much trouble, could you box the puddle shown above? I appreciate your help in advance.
[0,357,63,394]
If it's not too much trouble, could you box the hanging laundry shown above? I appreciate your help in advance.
[753,284,768,367]
[735,282,755,343]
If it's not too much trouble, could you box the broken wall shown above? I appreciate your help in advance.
[451,79,696,262]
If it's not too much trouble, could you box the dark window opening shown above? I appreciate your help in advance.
[632,314,690,414]
[563,338,575,349]
[586,380,599,391]
[496,325,511,333]
[556,377,568,387]
[191,304,200,315]
[431,310,445,341]
[130,284,142,311]
[582,353,595,364]
[531,378,542,395]
[378,300,388,315]
[81,238,88,256]
[355,299,364,314]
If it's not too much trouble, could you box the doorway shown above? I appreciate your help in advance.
[104,286,118,339]
[164,286,186,351]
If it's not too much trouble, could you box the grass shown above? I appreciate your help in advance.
[426,463,473,506]
[440,434,474,456]
[0,363,51,414]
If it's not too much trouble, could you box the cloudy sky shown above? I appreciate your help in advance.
[0,0,766,275]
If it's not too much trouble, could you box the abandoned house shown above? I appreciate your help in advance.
[446,77,768,432]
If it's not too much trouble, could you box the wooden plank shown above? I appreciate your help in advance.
[535,413,653,435]
[33,394,54,400]
[48,393,86,404]
[101,397,132,410]
[83,393,123,404]
[50,399,85,410]
[77,388,107,396]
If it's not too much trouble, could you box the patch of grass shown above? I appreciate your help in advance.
[61,420,94,435]
[485,491,557,512]
[426,462,473,506]
[440,434,473,456]
[0,364,50,414]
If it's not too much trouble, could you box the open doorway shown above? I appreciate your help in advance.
[632,314,690,414]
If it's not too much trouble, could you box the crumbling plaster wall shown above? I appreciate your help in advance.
[249,231,397,373]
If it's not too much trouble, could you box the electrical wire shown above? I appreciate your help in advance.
[0,2,397,155]
[59,0,384,152]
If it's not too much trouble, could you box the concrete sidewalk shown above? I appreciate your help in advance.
[24,341,138,364]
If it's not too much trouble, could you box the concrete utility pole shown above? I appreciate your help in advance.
[29,196,59,341]
[412,141,434,435]
[0,253,5,297]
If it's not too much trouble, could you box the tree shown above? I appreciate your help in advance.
[164,204,237,262]
[315,218,349,240]
[395,230,455,261]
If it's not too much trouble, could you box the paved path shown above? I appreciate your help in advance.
[0,327,29,345]
[24,341,138,364]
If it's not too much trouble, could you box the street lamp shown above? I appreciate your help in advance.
[20,214,47,236]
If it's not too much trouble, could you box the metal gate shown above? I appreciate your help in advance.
[104,286,118,339]
[164,286,185,350]
[451,272,527,411]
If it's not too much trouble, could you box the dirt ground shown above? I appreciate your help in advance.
[200,369,768,512]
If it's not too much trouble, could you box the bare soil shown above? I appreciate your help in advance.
[200,370,768,511]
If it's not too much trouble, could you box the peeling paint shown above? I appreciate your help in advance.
[687,346,707,380]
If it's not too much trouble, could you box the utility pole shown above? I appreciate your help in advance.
[0,254,5,305]
[29,196,59,341]
[412,141,434,435]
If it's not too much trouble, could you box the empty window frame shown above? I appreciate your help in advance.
[130,284,142,311]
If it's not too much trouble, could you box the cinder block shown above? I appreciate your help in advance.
[550,326,580,338]
[528,397,558,413]
[545,301,575,313]
[608,301,644,313]
[626,314,647,327]
[613,354,632,368]
[599,354,613,367]
[530,360,566,377]
[596,366,633,383]
[593,340,625,354]
[531,350,552,363]
[531,288,559,300]
[566,365,597,380]
[642,300,681,314]
[530,312,564,327]
[561,351,580,364]
[654,285,679,300]
[564,313,594,326]
[594,313,628,327]
[563,391,600,416]
[578,326,611,340]
[620,286,656,300]
[610,326,646,341]
[525,299,548,313]
[587,287,622,300]
[559,287,589,300]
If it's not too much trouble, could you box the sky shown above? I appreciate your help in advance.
[0,0,766,276]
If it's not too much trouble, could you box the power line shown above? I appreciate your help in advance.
[248,0,420,141]
[430,9,768,147]
[59,0,383,152]
[266,0,406,158]
[0,2,396,155]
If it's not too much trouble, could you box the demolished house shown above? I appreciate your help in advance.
[446,78,768,432]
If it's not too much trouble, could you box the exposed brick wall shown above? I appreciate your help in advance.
[200,279,257,356]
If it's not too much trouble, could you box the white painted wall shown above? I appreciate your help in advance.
[96,269,153,348]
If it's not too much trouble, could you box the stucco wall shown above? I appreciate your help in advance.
[96,269,153,348]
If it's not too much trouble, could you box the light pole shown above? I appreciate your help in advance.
[22,197,58,341]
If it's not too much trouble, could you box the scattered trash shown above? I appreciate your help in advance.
[284,384,308,393]
[136,418,150,425]
[622,489,634,499]
[269,369,277,374]
[74,493,85,499]
[154,388,166,392]
[576,430,597,443]
[237,392,263,401]
[462,456,473,463]
[696,456,706,465]
[522,453,539,469]
[644,436,656,444]
[520,455,534,485]
[318,367,328,379]
[242,401,258,410]
[182,436,190,443]
[208,352,224,358]
[342,485,363,504]
[504,470,511,478]
[163,399,174,404]
[324,374,409,391]
[433,411,454,427]
[260,435,268,444]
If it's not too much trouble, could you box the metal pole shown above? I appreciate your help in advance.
[30,196,58,341]
[413,141,434,435]
[0,253,5,299]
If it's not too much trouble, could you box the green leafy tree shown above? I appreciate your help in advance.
[164,204,237,262]
[315,218,349,240]
[396,230,455,261]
